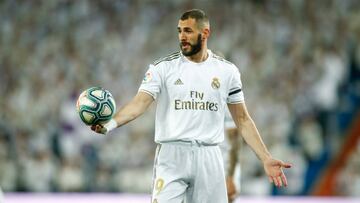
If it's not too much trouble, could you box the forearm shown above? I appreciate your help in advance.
[227,144,238,177]
[112,102,144,127]
[226,129,240,177]
[239,118,271,162]
[111,92,154,128]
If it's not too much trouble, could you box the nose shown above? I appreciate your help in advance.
[179,31,186,41]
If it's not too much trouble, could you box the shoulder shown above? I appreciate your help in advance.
[211,51,235,66]
[211,51,240,74]
[152,51,181,66]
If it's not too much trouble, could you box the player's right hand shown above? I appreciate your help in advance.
[91,124,108,135]
[91,119,118,135]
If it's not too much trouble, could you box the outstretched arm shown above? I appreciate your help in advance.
[227,103,291,187]
[92,91,154,134]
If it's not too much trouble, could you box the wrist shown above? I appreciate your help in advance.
[104,119,118,133]
[260,153,272,163]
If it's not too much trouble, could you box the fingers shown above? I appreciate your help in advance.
[282,162,292,168]
[277,176,283,187]
[279,162,290,187]
[270,176,281,187]
[265,159,291,188]
[281,172,288,187]
[91,124,107,134]
[268,176,273,183]
[95,124,102,132]
[226,179,236,196]
[269,170,288,187]
[91,124,100,132]
[228,192,236,203]
[272,176,280,187]
[226,177,237,203]
[273,159,292,169]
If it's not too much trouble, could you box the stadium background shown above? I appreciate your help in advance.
[0,0,359,202]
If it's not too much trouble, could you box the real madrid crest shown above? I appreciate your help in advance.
[211,77,220,89]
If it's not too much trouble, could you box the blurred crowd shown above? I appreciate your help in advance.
[0,0,360,196]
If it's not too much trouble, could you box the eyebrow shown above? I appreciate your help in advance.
[177,26,193,31]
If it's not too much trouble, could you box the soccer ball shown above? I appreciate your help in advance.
[76,87,116,125]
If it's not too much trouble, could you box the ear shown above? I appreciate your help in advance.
[202,28,210,40]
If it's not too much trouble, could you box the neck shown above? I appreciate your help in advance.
[186,46,208,63]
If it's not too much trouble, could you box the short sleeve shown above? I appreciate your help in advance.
[227,66,245,104]
[138,64,163,100]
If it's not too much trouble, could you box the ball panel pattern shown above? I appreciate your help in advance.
[76,87,116,125]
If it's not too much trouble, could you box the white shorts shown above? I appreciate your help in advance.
[151,141,228,203]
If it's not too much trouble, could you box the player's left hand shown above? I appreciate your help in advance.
[226,176,236,203]
[263,158,292,187]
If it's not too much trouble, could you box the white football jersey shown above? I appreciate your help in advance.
[139,50,244,144]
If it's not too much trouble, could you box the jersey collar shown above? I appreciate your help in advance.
[181,49,213,65]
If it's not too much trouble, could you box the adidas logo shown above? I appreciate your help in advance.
[174,78,184,85]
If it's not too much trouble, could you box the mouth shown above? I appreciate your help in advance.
[181,43,190,49]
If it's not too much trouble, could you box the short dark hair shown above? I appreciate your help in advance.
[180,9,209,29]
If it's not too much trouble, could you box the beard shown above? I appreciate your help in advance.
[180,34,202,56]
